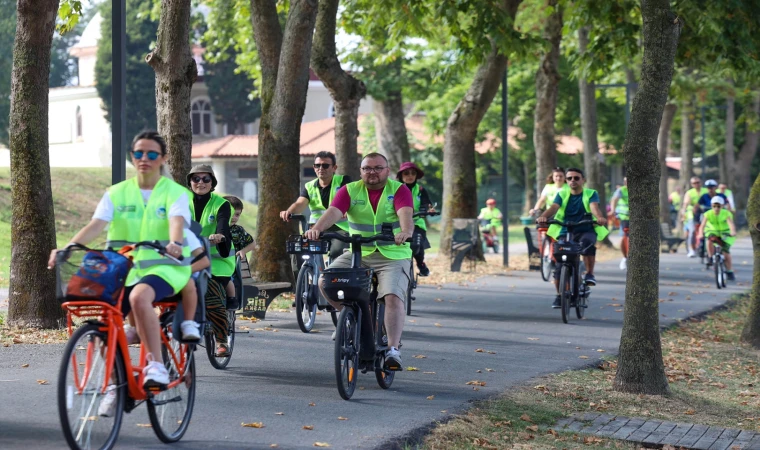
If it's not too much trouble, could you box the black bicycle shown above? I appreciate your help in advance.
[544,217,596,324]
[204,255,246,370]
[302,229,411,400]
[407,208,439,316]
[708,235,729,289]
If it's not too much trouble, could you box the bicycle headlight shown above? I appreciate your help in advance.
[301,255,311,260]
[562,255,567,261]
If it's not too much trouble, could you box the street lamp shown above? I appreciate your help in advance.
[501,65,509,267]
[112,0,126,185]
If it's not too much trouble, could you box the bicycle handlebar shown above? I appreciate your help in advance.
[288,213,309,233]
[55,240,184,265]
[413,210,439,218]
[320,231,413,244]
[543,218,597,228]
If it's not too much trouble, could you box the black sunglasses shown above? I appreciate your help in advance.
[132,150,161,161]
[191,175,212,184]
[313,163,333,169]
[567,176,582,181]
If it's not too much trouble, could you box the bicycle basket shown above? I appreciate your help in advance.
[553,241,583,256]
[322,267,374,303]
[285,235,331,255]
[58,249,132,305]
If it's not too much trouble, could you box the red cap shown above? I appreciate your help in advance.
[486,198,496,205]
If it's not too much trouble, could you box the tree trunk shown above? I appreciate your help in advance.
[678,97,695,193]
[374,68,410,172]
[740,172,760,347]
[658,103,677,224]
[723,90,736,190]
[310,0,365,180]
[8,0,65,328]
[533,0,562,186]
[146,0,197,184]
[440,0,522,256]
[578,27,604,208]
[732,91,759,210]
[250,0,318,282]
[523,161,535,216]
[613,0,681,395]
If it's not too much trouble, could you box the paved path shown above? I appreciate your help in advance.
[0,239,751,449]
[556,413,760,450]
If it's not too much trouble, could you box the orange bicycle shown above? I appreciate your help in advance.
[538,225,555,282]
[55,242,196,450]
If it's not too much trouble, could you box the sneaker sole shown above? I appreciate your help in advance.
[143,380,168,392]
[384,358,403,371]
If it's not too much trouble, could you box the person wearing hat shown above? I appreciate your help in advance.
[478,198,503,241]
[698,179,733,216]
[698,196,736,280]
[397,161,435,276]
[187,164,235,356]
[680,177,708,258]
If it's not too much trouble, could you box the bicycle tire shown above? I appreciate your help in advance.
[493,242,500,254]
[540,237,553,282]
[560,265,571,324]
[375,303,395,389]
[204,310,234,370]
[330,310,338,327]
[58,323,125,450]
[576,285,586,320]
[295,264,317,332]
[714,255,722,289]
[148,319,196,443]
[334,307,359,400]
[721,259,727,287]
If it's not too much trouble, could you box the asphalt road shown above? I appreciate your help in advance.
[0,239,751,449]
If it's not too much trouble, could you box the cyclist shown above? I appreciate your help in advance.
[680,177,707,258]
[397,161,435,276]
[537,167,608,308]
[529,167,567,215]
[47,130,192,390]
[187,164,235,357]
[305,152,413,371]
[698,196,736,280]
[478,198,503,240]
[280,151,351,262]
[717,183,735,210]
[609,177,629,270]
[698,179,732,215]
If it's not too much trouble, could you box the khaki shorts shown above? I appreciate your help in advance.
[327,251,411,302]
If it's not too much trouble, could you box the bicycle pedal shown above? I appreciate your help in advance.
[411,296,416,301]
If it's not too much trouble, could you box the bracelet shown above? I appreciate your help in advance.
[172,241,183,247]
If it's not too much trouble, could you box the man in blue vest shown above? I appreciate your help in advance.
[537,168,608,308]
[305,153,414,370]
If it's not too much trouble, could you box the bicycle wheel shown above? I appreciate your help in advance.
[575,285,587,320]
[493,242,500,254]
[148,320,196,443]
[714,255,722,289]
[375,304,395,389]
[58,323,125,450]
[406,261,414,316]
[204,311,233,370]
[295,264,317,333]
[721,258,727,287]
[334,307,359,400]
[559,265,572,324]
[540,237,553,282]
[330,310,338,327]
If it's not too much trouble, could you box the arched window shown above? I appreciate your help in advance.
[191,100,213,136]
[75,106,83,139]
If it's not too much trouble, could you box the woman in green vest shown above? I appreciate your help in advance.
[610,177,629,270]
[529,167,567,215]
[698,196,737,280]
[187,164,235,357]
[48,131,192,391]
[397,161,435,276]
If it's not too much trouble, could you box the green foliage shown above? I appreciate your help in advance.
[205,50,262,133]
[0,0,15,147]
[94,0,159,140]
[58,0,84,34]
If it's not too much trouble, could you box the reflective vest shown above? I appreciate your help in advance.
[615,187,629,220]
[410,183,427,231]
[547,188,610,241]
[704,208,735,246]
[542,183,566,206]
[345,180,411,260]
[306,175,348,232]
[191,193,235,277]
[670,191,681,209]
[685,187,707,220]
[107,177,191,294]
[479,207,502,228]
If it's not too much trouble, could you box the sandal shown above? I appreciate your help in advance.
[215,343,230,357]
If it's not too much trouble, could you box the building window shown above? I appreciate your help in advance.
[191,100,212,136]
[75,106,83,139]
[238,167,258,179]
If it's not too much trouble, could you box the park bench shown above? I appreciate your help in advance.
[450,218,479,272]
[660,222,684,253]
[523,226,541,271]
[237,258,292,320]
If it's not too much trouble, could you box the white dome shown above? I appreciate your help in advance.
[72,12,102,49]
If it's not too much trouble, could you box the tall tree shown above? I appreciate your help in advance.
[741,171,760,347]
[8,0,64,327]
[678,97,695,192]
[731,91,760,210]
[658,103,677,224]
[146,0,197,183]
[533,0,563,187]
[0,0,16,148]
[250,0,319,281]
[577,27,605,210]
[722,88,735,185]
[373,59,410,171]
[613,0,681,395]
[311,0,366,179]
[205,53,262,135]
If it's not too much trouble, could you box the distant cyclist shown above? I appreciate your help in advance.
[698,196,736,280]
[478,198,503,239]
[397,161,435,276]
[680,177,707,258]
[609,177,629,270]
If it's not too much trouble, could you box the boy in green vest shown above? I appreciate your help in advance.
[397,161,435,276]
[537,168,608,308]
[223,195,256,300]
[698,196,737,280]
[609,177,629,270]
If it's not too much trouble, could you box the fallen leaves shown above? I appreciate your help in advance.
[308,402,316,406]
[520,414,532,422]
[434,323,442,327]
[313,443,330,448]
[427,395,435,400]
[407,367,419,371]
[37,379,49,385]
[527,337,540,341]
[337,417,348,421]
[413,354,426,359]
[242,422,265,428]
[303,425,314,430]
[578,356,589,359]
[21,364,29,368]
[466,380,487,386]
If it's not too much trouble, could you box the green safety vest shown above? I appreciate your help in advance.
[685,187,707,220]
[703,208,735,246]
[615,186,629,220]
[547,188,610,241]
[670,191,681,209]
[345,179,412,260]
[107,177,192,294]
[479,207,502,228]
[542,183,567,205]
[190,193,235,277]
[410,183,426,231]
[306,175,348,232]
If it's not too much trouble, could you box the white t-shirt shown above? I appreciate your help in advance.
[186,229,202,252]
[93,190,191,227]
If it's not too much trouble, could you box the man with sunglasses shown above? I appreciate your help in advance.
[680,177,708,258]
[537,168,608,308]
[698,196,736,280]
[280,151,351,261]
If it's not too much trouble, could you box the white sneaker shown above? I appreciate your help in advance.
[98,385,118,417]
[180,320,201,341]
[384,347,402,371]
[687,250,696,258]
[124,325,140,345]
[331,329,336,341]
[619,258,627,270]
[143,360,170,390]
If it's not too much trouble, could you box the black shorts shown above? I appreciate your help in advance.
[121,275,176,316]
[553,232,597,279]
[620,220,630,231]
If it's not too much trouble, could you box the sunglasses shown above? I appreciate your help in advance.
[313,163,333,169]
[132,150,161,161]
[566,176,582,181]
[191,175,212,184]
